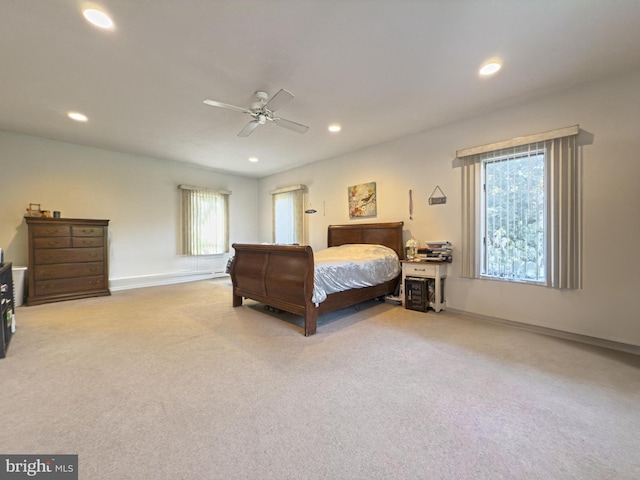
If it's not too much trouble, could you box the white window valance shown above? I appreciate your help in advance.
[456,125,579,159]
[269,184,307,195]
[178,184,231,195]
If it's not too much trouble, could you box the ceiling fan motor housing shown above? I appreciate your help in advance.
[251,91,269,112]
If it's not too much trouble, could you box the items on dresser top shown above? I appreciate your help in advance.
[26,217,110,306]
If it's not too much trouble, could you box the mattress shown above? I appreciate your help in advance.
[312,244,401,304]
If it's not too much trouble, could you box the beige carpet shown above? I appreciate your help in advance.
[1,278,639,479]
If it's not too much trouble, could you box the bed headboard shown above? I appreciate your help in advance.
[327,222,405,259]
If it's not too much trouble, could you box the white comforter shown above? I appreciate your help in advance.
[312,244,401,304]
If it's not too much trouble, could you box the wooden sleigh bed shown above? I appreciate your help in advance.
[230,222,404,336]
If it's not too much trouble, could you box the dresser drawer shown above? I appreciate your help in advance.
[33,237,72,249]
[403,263,446,277]
[34,262,104,280]
[72,226,104,237]
[72,236,104,247]
[34,247,104,265]
[32,225,71,237]
[35,275,106,296]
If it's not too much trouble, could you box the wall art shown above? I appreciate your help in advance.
[348,182,377,218]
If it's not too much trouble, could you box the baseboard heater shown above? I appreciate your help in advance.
[109,270,227,292]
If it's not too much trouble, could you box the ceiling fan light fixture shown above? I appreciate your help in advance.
[328,124,341,133]
[82,7,114,29]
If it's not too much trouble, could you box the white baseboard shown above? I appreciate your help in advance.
[447,308,640,355]
[109,271,228,292]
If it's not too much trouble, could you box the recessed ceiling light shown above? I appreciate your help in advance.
[82,8,114,29]
[248,157,259,163]
[68,112,88,122]
[328,124,341,133]
[479,62,502,76]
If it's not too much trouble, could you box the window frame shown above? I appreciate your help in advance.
[458,125,581,289]
[479,146,547,284]
[270,185,306,245]
[178,184,230,256]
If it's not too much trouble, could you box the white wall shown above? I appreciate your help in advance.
[258,70,640,346]
[0,132,259,289]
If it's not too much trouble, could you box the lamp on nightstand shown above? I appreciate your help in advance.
[405,237,419,260]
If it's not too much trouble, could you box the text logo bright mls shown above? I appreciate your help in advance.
[0,455,77,479]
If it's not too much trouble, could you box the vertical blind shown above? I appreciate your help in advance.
[270,185,305,244]
[179,185,229,255]
[458,126,581,289]
[482,143,546,282]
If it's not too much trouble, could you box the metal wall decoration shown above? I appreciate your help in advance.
[428,186,447,205]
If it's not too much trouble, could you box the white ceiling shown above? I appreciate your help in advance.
[2,1,640,178]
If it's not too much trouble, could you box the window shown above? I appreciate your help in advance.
[179,185,229,255]
[458,125,581,289]
[270,185,305,244]
[481,145,546,282]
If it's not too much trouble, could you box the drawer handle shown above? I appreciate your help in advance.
[82,229,94,234]
[48,241,58,247]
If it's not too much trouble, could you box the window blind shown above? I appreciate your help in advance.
[458,127,581,289]
[178,185,230,255]
[270,185,305,244]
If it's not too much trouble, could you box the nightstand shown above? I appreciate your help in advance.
[401,260,447,312]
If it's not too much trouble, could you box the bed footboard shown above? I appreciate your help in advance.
[230,243,318,335]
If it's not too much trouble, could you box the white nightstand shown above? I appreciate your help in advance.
[401,260,447,312]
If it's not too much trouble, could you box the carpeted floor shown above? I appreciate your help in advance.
[1,278,639,479]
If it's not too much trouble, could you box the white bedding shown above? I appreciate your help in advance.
[312,244,401,304]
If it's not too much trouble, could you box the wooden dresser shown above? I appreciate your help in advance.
[26,217,110,306]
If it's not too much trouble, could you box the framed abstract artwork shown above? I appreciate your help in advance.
[348,182,377,218]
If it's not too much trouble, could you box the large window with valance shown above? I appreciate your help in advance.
[458,125,581,289]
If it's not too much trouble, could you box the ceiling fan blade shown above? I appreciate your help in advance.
[203,99,251,114]
[273,117,309,134]
[265,89,294,112]
[238,120,261,137]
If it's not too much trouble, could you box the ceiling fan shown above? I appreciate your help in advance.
[203,89,309,137]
